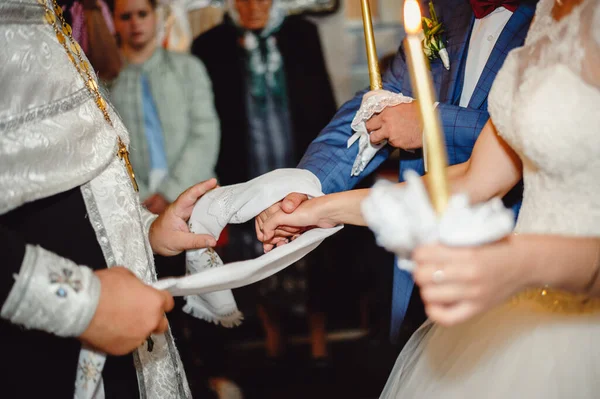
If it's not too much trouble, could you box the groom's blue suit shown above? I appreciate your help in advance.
[297,0,536,343]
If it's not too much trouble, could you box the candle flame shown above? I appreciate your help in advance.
[404,0,422,34]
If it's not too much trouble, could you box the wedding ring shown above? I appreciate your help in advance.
[432,269,445,284]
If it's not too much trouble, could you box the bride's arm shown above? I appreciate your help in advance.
[339,119,521,225]
[455,119,522,204]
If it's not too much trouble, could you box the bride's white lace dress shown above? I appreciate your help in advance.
[380,0,600,397]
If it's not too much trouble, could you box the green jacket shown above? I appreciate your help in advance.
[110,48,220,201]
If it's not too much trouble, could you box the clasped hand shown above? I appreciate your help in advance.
[255,193,338,252]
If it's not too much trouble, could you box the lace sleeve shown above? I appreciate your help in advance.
[523,0,553,45]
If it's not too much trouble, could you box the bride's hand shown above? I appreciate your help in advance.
[413,237,528,326]
[260,196,339,251]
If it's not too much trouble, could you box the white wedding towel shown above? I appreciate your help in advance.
[361,170,515,271]
[153,169,343,322]
[348,90,413,176]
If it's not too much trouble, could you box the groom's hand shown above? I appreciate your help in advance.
[255,192,308,252]
[149,179,218,256]
[366,102,422,150]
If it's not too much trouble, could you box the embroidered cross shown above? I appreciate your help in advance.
[50,268,82,298]
[79,358,102,389]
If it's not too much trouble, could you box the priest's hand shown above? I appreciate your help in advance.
[150,179,218,256]
[255,192,309,252]
[79,267,174,356]
[366,102,423,150]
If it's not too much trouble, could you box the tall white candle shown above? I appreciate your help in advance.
[403,0,449,214]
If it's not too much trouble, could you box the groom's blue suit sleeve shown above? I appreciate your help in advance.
[296,81,395,194]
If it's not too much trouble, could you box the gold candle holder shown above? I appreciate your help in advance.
[360,0,383,90]
[403,0,449,214]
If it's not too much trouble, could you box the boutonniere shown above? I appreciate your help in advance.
[421,1,450,70]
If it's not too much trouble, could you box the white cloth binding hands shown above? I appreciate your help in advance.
[361,171,515,272]
[153,169,343,322]
[348,90,413,176]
